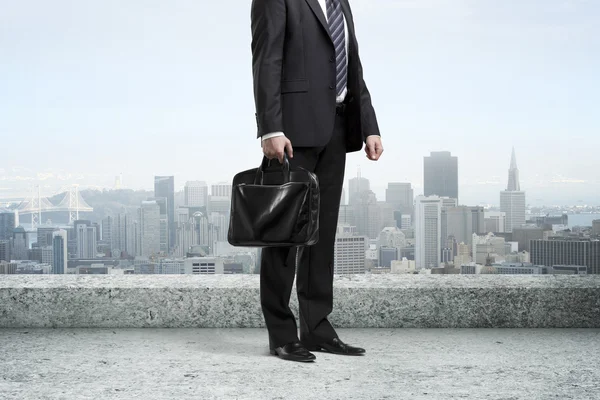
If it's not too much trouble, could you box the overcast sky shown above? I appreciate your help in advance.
[1,0,598,205]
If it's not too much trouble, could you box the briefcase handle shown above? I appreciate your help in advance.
[254,153,291,185]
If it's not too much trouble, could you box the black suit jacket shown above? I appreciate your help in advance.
[250,0,380,153]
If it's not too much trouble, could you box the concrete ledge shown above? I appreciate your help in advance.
[1,275,599,328]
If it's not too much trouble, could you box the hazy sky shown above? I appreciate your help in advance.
[1,0,599,205]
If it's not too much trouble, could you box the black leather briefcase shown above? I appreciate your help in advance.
[227,154,319,247]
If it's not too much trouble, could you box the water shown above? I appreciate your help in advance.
[567,213,600,228]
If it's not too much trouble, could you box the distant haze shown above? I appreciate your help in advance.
[1,0,598,206]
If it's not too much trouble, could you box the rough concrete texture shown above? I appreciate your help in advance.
[1,275,600,328]
[1,328,599,400]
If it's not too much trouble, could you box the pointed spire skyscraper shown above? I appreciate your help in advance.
[506,147,520,191]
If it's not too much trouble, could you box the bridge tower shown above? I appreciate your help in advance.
[67,185,81,224]
[27,185,43,231]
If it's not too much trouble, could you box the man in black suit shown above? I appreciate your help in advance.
[251,0,383,362]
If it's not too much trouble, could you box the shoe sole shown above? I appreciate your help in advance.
[269,349,316,362]
[304,345,365,356]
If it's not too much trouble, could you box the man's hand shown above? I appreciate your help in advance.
[262,136,294,164]
[365,135,383,161]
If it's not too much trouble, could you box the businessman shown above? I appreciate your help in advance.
[251,0,383,362]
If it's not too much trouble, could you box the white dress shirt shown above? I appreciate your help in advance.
[261,0,349,142]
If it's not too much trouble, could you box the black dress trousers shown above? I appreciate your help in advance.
[260,110,347,349]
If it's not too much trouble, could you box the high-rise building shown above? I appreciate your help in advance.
[442,206,485,246]
[484,211,506,233]
[0,240,10,262]
[530,237,600,275]
[424,151,458,202]
[348,175,370,206]
[111,213,131,256]
[211,182,232,198]
[500,148,526,233]
[52,230,68,274]
[37,227,57,248]
[592,220,600,236]
[139,201,161,258]
[352,191,395,239]
[74,220,97,259]
[148,197,169,253]
[385,183,414,215]
[0,210,17,241]
[0,210,17,240]
[334,225,367,274]
[185,181,209,207]
[154,176,175,251]
[512,226,545,252]
[12,226,28,260]
[101,216,113,249]
[415,196,442,269]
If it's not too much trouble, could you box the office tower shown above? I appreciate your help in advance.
[442,206,485,246]
[37,227,57,248]
[415,196,442,269]
[101,216,113,249]
[334,225,367,274]
[0,240,10,262]
[184,257,225,274]
[512,226,545,252]
[378,227,407,249]
[175,209,198,258]
[52,230,68,274]
[484,211,506,233]
[340,186,346,206]
[338,204,355,226]
[353,191,395,239]
[111,213,131,256]
[0,210,17,241]
[154,176,175,251]
[441,197,458,209]
[506,147,520,191]
[592,220,600,235]
[208,196,231,215]
[211,182,232,198]
[148,197,169,253]
[139,201,161,258]
[348,175,370,206]
[531,238,600,274]
[424,151,458,202]
[185,181,209,207]
[500,148,526,233]
[74,220,97,259]
[12,226,28,260]
[385,183,414,215]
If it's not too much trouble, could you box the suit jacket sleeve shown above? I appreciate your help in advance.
[356,52,381,139]
[251,0,286,138]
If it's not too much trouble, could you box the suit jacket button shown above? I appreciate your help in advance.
[329,56,335,62]
[329,85,334,89]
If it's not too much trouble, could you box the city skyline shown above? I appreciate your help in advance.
[1,0,599,206]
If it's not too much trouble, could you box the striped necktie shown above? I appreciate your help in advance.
[326,0,347,98]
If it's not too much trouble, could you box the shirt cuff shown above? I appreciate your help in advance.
[261,132,285,141]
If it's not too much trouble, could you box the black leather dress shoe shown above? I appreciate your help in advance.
[270,341,316,362]
[303,337,365,355]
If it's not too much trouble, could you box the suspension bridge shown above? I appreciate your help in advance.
[16,185,93,230]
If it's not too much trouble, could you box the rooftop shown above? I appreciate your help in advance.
[1,327,599,399]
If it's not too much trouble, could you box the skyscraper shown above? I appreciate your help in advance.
[500,148,526,233]
[424,151,458,202]
[139,200,161,258]
[0,210,16,241]
[52,230,68,274]
[415,196,442,269]
[154,176,175,251]
[348,174,370,206]
[185,181,209,207]
[385,183,414,215]
[74,220,97,259]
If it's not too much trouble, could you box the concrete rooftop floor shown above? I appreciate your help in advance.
[1,328,599,400]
